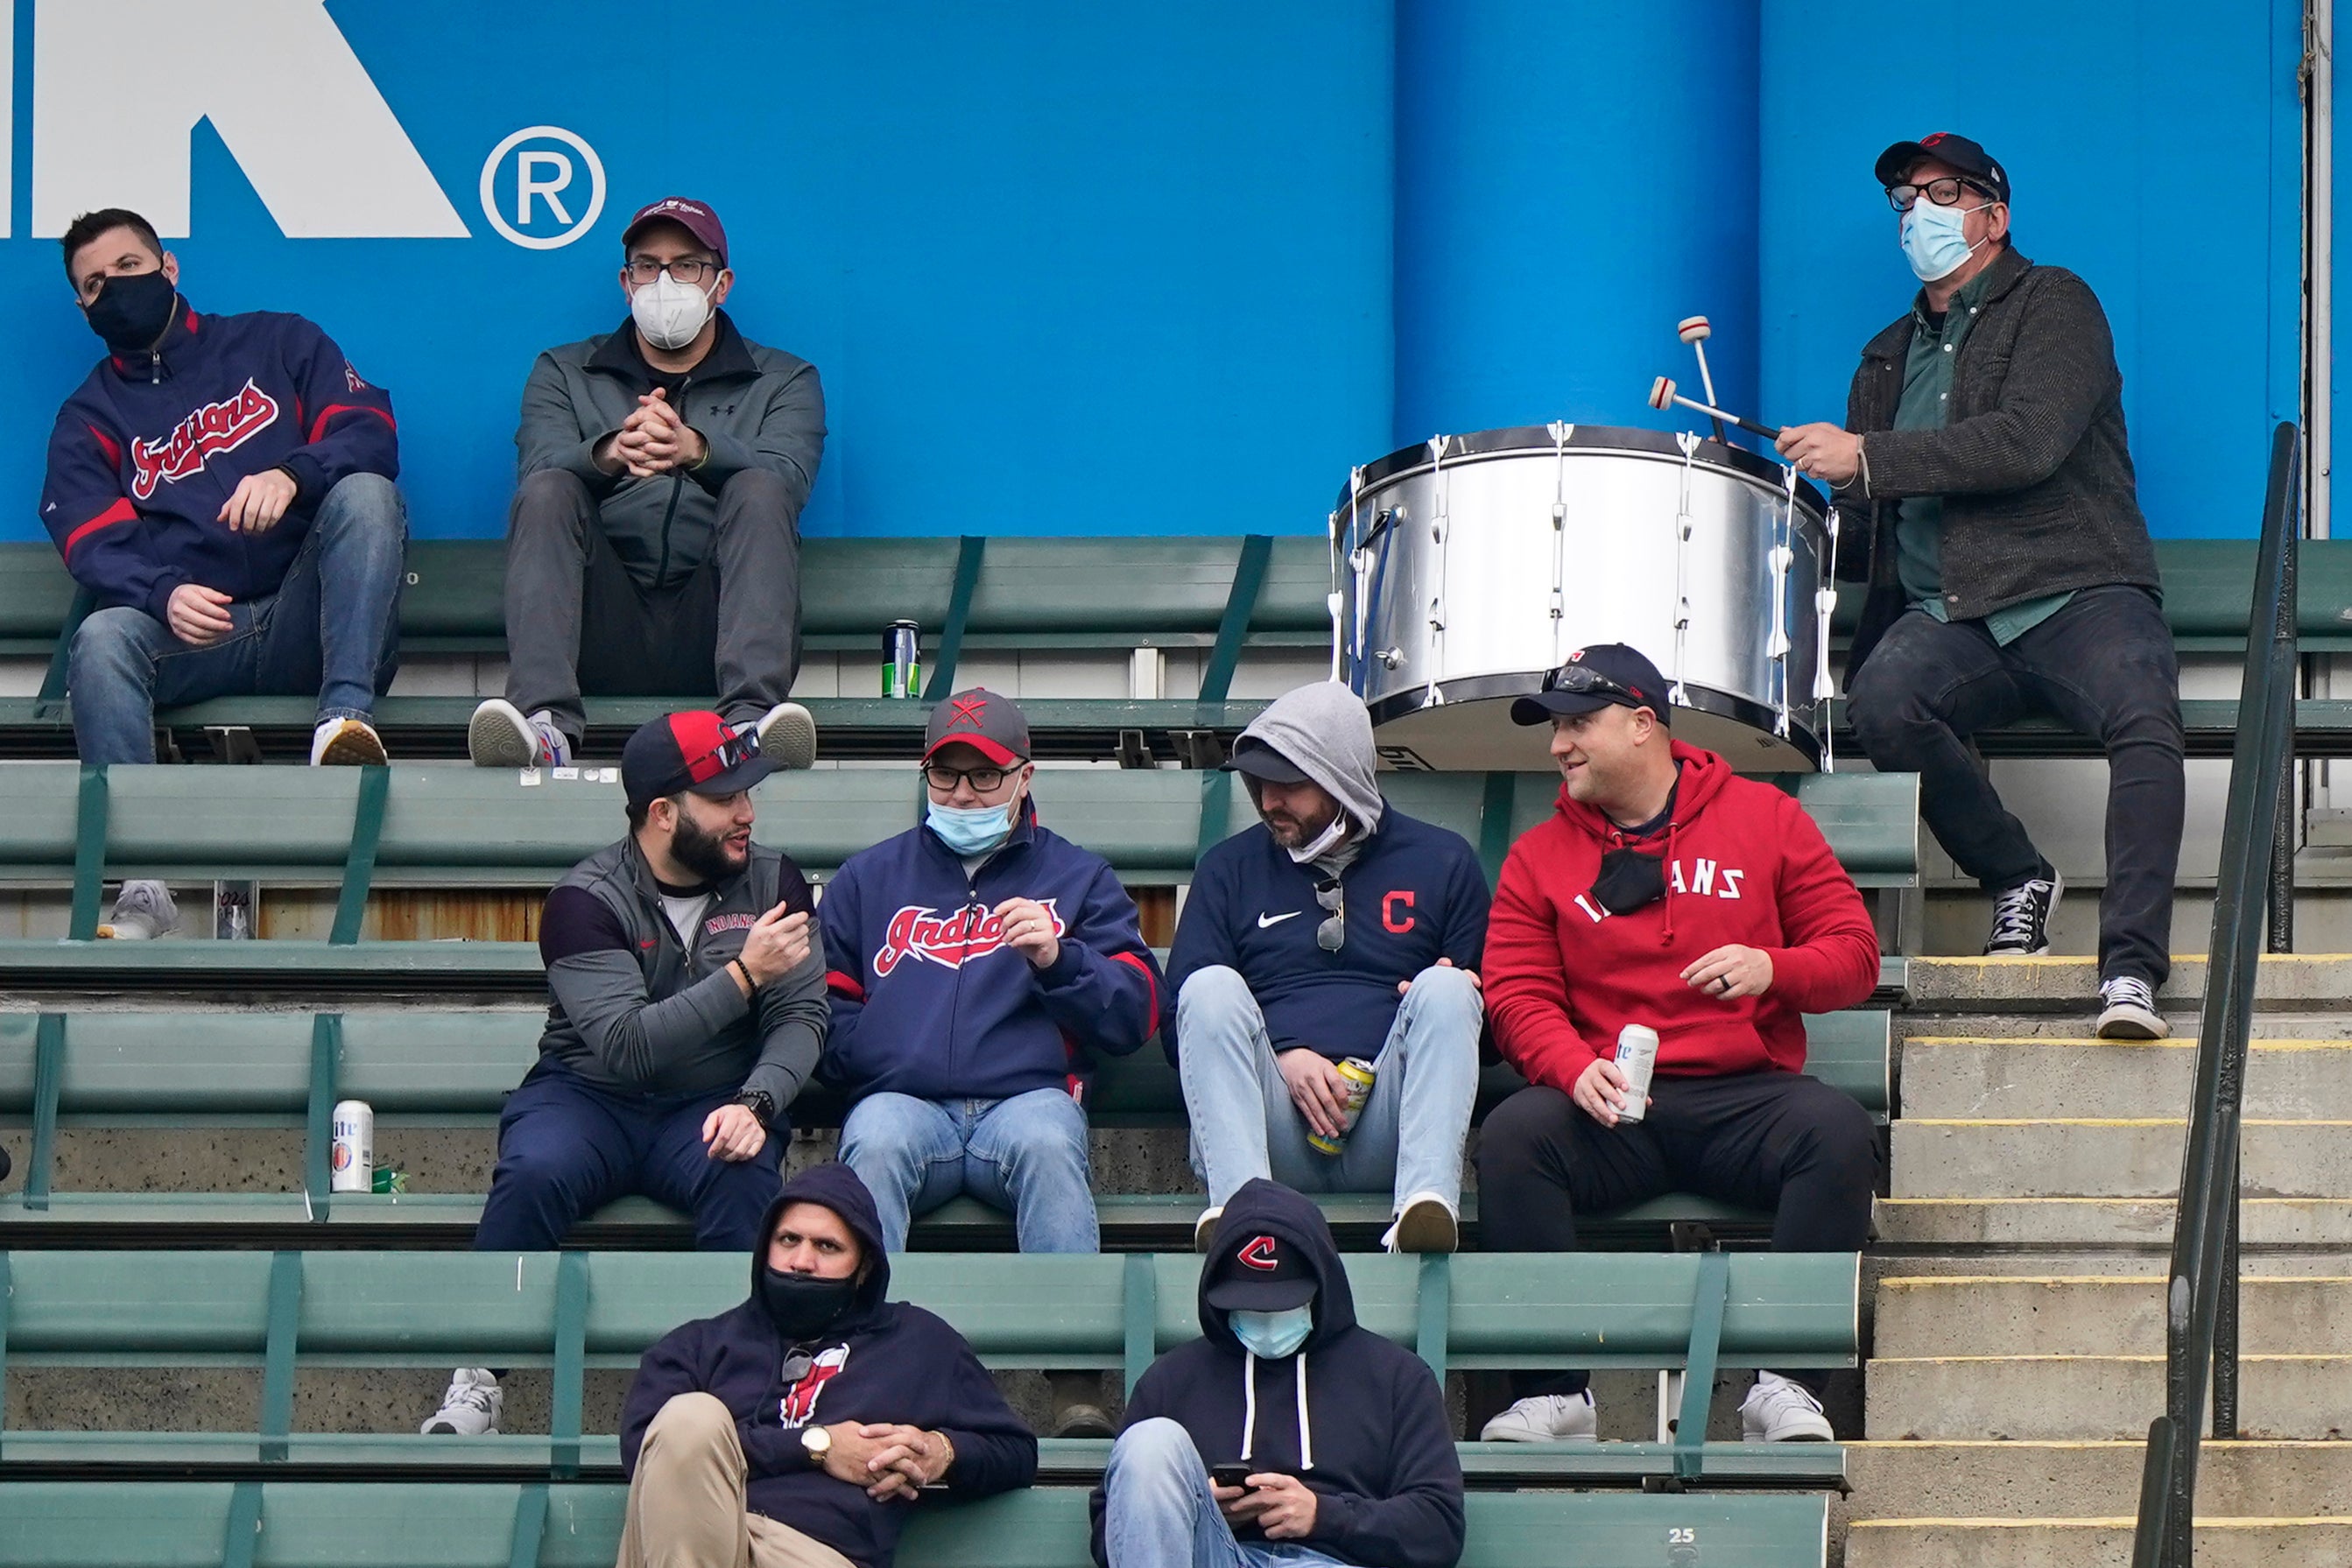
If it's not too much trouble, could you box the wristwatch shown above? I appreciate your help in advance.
[801,1424,833,1463]
[736,1088,777,1124]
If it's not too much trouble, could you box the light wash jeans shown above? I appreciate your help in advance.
[67,472,406,763]
[1102,1417,1352,1568]
[838,1086,1096,1252]
[1175,964,1482,1213]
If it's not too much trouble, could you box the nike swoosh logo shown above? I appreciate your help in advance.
[1257,911,1303,928]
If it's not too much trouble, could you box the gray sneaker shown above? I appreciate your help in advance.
[96,880,178,940]
[755,702,819,770]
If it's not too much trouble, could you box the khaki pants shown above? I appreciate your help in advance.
[617,1393,860,1568]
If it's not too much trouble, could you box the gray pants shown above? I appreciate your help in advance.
[502,468,802,744]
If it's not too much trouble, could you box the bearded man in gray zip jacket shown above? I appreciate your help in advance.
[470,195,826,777]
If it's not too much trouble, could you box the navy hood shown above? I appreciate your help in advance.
[1199,1178,1357,1354]
[753,1159,893,1330]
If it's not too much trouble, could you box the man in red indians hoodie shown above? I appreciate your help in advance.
[1474,645,1880,1446]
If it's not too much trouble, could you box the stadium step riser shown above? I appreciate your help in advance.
[1900,953,2352,1012]
[1886,1121,2352,1199]
[1865,1354,2352,1441]
[1871,1197,2352,1248]
[1898,1038,2352,1120]
[1874,1276,2352,1357]
[1843,1518,2352,1568]
[1842,1441,2352,1526]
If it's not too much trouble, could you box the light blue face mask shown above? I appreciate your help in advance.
[1899,196,1989,283]
[926,799,1015,856]
[1230,1303,1314,1359]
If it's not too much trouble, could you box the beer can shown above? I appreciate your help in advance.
[1613,1025,1659,1125]
[884,620,921,699]
[330,1099,374,1192]
[1306,1057,1378,1156]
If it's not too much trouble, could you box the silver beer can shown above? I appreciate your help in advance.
[1613,1024,1659,1125]
[331,1099,374,1192]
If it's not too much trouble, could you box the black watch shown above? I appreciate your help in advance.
[735,1088,777,1125]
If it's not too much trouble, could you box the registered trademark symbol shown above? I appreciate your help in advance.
[479,125,606,250]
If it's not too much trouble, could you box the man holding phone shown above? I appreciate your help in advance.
[420,710,830,1437]
[1090,1178,1464,1568]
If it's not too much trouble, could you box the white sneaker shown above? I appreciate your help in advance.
[1740,1372,1834,1442]
[2096,975,2168,1040]
[96,879,178,940]
[1381,1192,1459,1254]
[468,700,569,769]
[310,716,387,766]
[420,1368,502,1436]
[1479,1391,1597,1444]
[754,701,819,770]
[1193,1205,1223,1253]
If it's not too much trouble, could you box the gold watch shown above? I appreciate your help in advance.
[801,1424,834,1462]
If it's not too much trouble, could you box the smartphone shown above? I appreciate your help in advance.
[1211,1464,1252,1489]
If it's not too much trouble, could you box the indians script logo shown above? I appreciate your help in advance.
[130,379,280,501]
[779,1345,851,1429]
[873,900,1065,976]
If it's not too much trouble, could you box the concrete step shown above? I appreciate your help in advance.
[1843,1516,2352,1568]
[1843,1439,2352,1522]
[1873,1197,2352,1248]
[1898,1012,2352,1041]
[1864,1354,2352,1440]
[1887,1119,2352,1199]
[1873,1276,2352,1358]
[1898,1037,2352,1120]
[1904,953,2352,1014]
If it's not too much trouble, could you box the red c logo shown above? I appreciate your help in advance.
[1383,890,1417,933]
[1236,1236,1278,1271]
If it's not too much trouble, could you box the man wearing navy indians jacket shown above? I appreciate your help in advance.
[818,687,1162,1436]
[41,208,405,773]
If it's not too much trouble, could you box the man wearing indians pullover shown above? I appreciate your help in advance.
[1474,644,1881,1446]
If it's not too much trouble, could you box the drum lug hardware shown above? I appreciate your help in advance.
[1377,647,1405,670]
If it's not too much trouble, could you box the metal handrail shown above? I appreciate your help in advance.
[2130,420,2302,1568]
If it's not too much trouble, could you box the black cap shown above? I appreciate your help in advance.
[1510,643,1673,727]
[923,688,1031,767]
[621,711,774,811]
[1203,1231,1318,1312]
[1875,132,2010,205]
[1222,735,1311,784]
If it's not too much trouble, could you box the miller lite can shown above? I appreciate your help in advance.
[1613,1025,1659,1125]
[884,620,921,699]
[1307,1057,1377,1156]
[330,1100,374,1192]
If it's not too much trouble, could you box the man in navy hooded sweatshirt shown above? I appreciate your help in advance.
[619,1160,1038,1568]
[1092,1178,1464,1568]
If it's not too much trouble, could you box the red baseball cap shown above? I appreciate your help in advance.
[622,711,772,810]
[621,196,729,269]
[922,688,1031,769]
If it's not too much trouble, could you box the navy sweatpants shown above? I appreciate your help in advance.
[473,1062,785,1252]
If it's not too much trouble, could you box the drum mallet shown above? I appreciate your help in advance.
[1647,376,1782,441]
[1676,316,1728,442]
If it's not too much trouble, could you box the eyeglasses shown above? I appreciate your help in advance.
[924,763,1009,792]
[1313,875,1345,952]
[1542,664,1640,702]
[626,257,720,285]
[1885,177,1999,213]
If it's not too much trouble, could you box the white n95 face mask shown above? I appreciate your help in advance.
[631,271,715,350]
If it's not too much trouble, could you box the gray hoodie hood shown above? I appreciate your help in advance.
[1236,683,1385,840]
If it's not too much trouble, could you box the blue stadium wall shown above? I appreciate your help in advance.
[0,0,2306,544]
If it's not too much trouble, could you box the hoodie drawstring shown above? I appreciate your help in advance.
[1296,1354,1313,1471]
[1237,1349,1314,1473]
[1659,819,1679,945]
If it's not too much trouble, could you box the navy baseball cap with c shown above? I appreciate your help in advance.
[1510,643,1673,728]
[622,711,772,812]
[1203,1229,1319,1312]
[1875,132,2010,206]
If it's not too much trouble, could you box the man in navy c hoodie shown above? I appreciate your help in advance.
[620,1161,1038,1568]
[1165,683,1488,1254]
[1091,1178,1465,1568]
[819,689,1162,1434]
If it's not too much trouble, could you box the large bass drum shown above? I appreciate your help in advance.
[1332,425,1834,772]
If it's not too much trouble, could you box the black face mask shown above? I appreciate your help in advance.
[1588,845,1667,916]
[758,1267,859,1340]
[82,271,179,355]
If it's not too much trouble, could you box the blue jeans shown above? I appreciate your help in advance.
[474,1062,784,1252]
[1102,1418,1352,1568]
[837,1086,1096,1252]
[67,472,407,763]
[1176,965,1482,1212]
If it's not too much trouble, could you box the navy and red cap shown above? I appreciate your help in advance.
[1875,132,2010,206]
[1510,643,1673,727]
[622,711,773,811]
[1203,1231,1318,1312]
[923,687,1032,769]
[621,196,729,269]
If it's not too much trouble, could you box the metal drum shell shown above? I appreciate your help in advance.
[1336,425,1830,772]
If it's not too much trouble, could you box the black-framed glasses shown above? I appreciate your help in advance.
[1885,177,1998,213]
[1543,664,1639,702]
[1313,875,1345,952]
[923,763,1009,792]
[626,257,720,285]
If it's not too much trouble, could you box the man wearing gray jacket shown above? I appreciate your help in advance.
[422,709,830,1437]
[470,195,825,774]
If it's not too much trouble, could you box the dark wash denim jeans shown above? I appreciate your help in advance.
[1846,585,2185,986]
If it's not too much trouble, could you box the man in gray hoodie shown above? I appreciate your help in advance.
[1164,684,1489,1253]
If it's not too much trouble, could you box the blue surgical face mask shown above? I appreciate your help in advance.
[1899,197,1991,283]
[926,800,1015,856]
[1229,1303,1314,1359]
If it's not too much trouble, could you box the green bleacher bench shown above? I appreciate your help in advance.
[0,1008,1891,1247]
[0,1483,1832,1568]
[0,1248,1856,1493]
